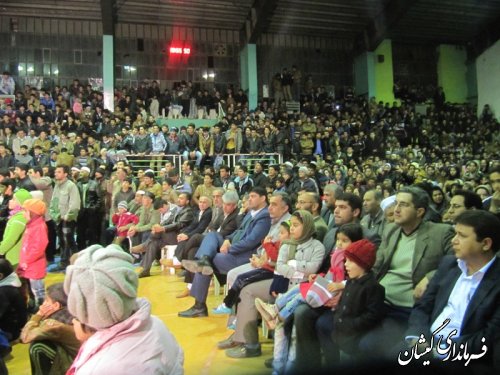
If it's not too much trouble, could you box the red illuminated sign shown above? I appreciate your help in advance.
[169,47,191,55]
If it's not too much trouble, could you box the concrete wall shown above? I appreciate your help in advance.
[476,39,500,119]
[437,44,467,103]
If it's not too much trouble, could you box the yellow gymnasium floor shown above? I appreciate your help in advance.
[6,266,272,375]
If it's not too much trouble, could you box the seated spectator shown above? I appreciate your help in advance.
[175,190,239,298]
[406,210,500,371]
[219,210,325,358]
[295,192,328,241]
[360,189,386,238]
[64,244,184,374]
[132,194,194,277]
[20,283,80,375]
[358,186,454,359]
[178,187,271,318]
[210,219,291,315]
[111,201,139,246]
[445,189,483,224]
[126,191,160,246]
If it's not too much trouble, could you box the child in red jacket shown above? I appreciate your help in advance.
[211,220,291,314]
[111,201,139,246]
[17,199,49,307]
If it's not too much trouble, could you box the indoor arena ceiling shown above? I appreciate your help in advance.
[1,0,499,48]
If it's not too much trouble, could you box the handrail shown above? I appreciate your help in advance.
[124,153,282,175]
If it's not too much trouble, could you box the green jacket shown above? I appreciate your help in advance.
[135,205,160,233]
[49,179,81,223]
[0,211,27,267]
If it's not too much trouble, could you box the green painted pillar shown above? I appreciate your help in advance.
[437,45,468,103]
[354,51,376,99]
[374,39,395,104]
[240,44,258,110]
[102,35,114,112]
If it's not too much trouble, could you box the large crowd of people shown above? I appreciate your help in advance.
[0,74,499,375]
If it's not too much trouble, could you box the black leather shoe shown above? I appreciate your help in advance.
[178,303,208,318]
[198,256,214,275]
[138,270,150,278]
[264,357,274,368]
[182,260,202,274]
[225,344,262,358]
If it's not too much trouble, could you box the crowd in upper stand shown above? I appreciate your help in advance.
[1,69,500,375]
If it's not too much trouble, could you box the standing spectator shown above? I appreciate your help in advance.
[0,189,31,268]
[76,167,102,250]
[49,165,81,270]
[17,199,49,308]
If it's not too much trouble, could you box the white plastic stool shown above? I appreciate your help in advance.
[160,245,177,275]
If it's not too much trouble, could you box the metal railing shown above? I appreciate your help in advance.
[124,153,283,175]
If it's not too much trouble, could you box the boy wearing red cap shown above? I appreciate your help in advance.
[17,198,49,308]
[330,239,385,363]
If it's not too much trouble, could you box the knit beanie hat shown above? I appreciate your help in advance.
[22,198,46,216]
[117,201,128,210]
[13,189,32,206]
[30,190,44,200]
[64,244,138,330]
[344,239,377,271]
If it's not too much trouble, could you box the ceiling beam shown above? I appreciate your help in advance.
[240,0,279,45]
[354,0,419,53]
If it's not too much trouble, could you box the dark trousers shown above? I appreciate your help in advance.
[175,233,204,284]
[223,268,274,308]
[76,208,100,250]
[29,341,57,375]
[140,231,177,272]
[289,304,331,374]
[56,220,77,266]
[358,303,411,360]
[45,220,57,262]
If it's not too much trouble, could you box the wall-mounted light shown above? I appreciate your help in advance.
[27,66,34,72]
[18,65,24,71]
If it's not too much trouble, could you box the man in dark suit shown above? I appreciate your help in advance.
[175,195,213,246]
[133,193,194,278]
[178,187,271,317]
[175,190,239,297]
[405,210,500,370]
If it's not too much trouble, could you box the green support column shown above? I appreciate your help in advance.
[437,45,468,103]
[102,35,114,112]
[240,44,258,110]
[374,39,395,104]
[354,51,376,99]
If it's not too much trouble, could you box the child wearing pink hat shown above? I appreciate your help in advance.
[17,199,49,308]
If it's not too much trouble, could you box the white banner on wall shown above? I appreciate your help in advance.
[88,78,103,91]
